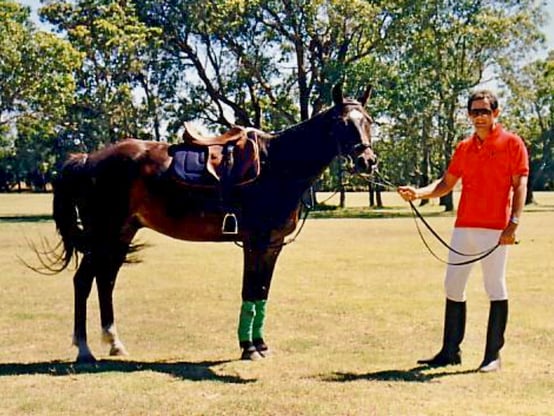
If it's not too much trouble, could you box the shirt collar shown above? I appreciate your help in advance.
[472,123,503,144]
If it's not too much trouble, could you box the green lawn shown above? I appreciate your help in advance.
[0,192,552,415]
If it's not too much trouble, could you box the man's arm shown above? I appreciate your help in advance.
[510,174,528,221]
[499,174,528,245]
[397,172,458,202]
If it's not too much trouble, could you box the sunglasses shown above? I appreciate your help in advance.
[469,108,493,117]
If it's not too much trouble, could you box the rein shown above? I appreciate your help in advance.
[363,170,499,266]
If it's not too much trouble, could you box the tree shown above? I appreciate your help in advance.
[355,1,544,210]
[8,0,547,199]
[41,0,163,151]
[0,1,81,190]
[133,0,414,132]
[501,51,554,200]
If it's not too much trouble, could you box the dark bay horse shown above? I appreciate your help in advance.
[48,85,376,362]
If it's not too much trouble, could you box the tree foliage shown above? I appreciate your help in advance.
[0,0,550,199]
[349,0,545,209]
[40,0,164,151]
[501,51,554,194]
[132,0,415,132]
[0,0,81,190]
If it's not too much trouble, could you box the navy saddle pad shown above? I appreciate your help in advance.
[168,145,218,187]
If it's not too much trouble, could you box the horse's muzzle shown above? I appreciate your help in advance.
[354,147,377,172]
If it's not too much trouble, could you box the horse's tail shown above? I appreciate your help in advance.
[52,154,90,271]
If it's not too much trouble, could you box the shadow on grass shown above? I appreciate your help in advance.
[0,359,254,384]
[0,215,52,223]
[320,365,478,383]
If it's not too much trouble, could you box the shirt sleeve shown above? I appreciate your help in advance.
[509,135,530,176]
[447,141,466,178]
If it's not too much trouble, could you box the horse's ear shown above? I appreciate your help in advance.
[332,83,344,105]
[358,85,373,106]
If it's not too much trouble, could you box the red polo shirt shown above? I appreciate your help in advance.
[447,124,529,230]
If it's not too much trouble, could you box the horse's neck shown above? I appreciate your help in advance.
[266,113,336,181]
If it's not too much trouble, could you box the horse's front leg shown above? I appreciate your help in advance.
[73,255,96,363]
[239,240,283,360]
[96,245,129,357]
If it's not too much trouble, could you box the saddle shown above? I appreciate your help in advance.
[168,122,261,187]
[168,123,262,234]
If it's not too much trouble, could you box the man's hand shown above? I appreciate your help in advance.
[397,186,418,202]
[499,222,519,245]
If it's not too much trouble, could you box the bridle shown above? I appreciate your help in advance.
[333,104,373,163]
[360,169,500,266]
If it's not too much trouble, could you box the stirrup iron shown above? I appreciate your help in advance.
[222,213,238,234]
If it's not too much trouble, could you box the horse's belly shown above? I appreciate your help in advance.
[136,211,239,242]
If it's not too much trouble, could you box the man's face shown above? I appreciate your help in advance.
[468,98,499,130]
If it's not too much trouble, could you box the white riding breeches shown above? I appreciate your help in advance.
[444,227,508,302]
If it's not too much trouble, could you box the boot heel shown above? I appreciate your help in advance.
[479,357,501,372]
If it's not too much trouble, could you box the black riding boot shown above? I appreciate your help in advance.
[418,298,466,367]
[479,300,508,372]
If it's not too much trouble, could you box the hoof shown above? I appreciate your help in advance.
[109,344,129,357]
[241,346,263,361]
[257,347,271,358]
[76,353,97,364]
[253,339,271,357]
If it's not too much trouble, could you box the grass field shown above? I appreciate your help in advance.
[0,192,552,415]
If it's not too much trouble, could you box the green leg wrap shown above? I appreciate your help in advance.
[238,301,256,343]
[252,300,267,341]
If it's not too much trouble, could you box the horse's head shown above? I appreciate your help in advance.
[330,83,377,172]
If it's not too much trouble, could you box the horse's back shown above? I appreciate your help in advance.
[86,138,170,169]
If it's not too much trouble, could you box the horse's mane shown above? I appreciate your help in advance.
[273,105,335,137]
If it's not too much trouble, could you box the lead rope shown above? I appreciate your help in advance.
[362,169,499,266]
[407,200,499,265]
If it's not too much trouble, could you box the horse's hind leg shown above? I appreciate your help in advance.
[73,254,97,363]
[96,243,129,357]
[238,240,283,360]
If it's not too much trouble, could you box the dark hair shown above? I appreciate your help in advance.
[467,90,499,111]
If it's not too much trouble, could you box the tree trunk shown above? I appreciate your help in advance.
[368,183,375,207]
[526,173,534,205]
[440,192,454,211]
[376,189,383,208]
[339,188,346,208]
[419,119,431,207]
[338,165,345,208]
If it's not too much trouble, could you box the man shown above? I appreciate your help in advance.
[397,90,529,372]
